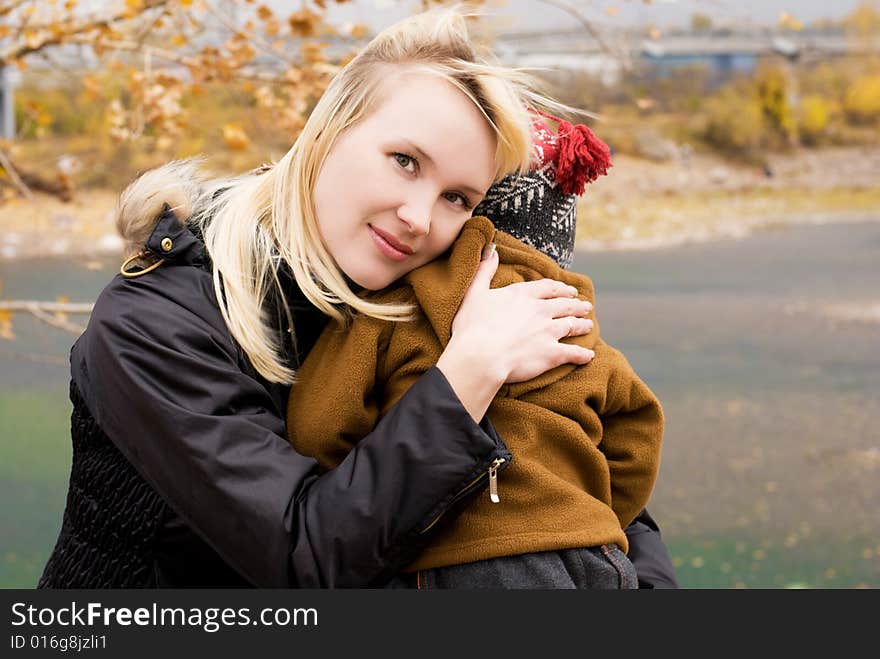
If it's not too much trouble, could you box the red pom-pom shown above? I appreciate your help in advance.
[554,119,612,196]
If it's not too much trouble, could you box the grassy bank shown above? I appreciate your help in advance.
[577,185,880,249]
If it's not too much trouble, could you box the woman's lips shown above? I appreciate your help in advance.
[369,225,412,262]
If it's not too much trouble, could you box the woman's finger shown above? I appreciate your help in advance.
[569,317,594,337]
[513,278,579,300]
[542,297,593,319]
[467,243,499,291]
[555,316,593,339]
[558,343,596,365]
[555,317,575,340]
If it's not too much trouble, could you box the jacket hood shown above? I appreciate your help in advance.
[115,159,209,257]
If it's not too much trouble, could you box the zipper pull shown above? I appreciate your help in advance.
[488,458,505,503]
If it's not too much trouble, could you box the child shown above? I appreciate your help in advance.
[287,116,664,589]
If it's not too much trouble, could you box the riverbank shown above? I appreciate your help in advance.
[0,189,121,263]
[577,187,880,251]
[576,146,880,250]
[1,146,879,262]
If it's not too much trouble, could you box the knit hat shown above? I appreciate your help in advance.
[474,111,611,269]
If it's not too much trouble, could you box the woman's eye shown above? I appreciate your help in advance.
[393,153,416,174]
[444,192,472,209]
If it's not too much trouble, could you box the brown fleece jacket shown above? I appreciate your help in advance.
[287,216,664,570]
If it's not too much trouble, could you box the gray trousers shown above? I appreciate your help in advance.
[387,544,638,589]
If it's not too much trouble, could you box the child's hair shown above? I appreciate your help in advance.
[116,6,567,384]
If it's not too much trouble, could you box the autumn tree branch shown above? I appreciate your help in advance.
[0,0,172,63]
[0,147,33,199]
[0,301,94,336]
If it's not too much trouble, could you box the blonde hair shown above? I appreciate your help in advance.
[117,6,567,384]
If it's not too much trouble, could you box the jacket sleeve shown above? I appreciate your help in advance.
[77,271,509,588]
[590,340,665,531]
[625,509,680,589]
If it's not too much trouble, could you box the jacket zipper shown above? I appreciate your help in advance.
[488,458,502,503]
[417,457,507,535]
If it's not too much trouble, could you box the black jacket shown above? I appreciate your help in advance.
[40,209,513,588]
[39,208,677,588]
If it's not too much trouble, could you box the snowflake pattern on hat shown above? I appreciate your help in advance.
[475,167,577,269]
[474,113,611,269]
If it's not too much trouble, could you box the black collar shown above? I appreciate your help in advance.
[145,204,208,266]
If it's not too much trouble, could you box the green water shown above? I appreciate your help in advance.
[572,220,880,588]
[0,258,112,587]
[1,220,878,588]
[0,391,71,587]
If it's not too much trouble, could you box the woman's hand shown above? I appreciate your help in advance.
[436,244,594,421]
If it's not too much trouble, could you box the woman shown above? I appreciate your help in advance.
[37,8,595,588]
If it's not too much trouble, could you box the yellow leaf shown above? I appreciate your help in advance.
[25,30,44,50]
[289,9,320,37]
[0,310,14,341]
[301,41,327,64]
[350,23,368,40]
[82,75,103,96]
[56,295,70,324]
[222,124,251,151]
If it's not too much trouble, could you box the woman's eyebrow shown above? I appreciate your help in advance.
[401,139,435,167]
[401,139,487,198]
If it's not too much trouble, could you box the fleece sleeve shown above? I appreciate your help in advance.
[590,340,665,530]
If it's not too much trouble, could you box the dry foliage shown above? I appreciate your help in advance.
[0,0,373,163]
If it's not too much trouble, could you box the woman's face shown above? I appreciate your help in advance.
[312,72,498,291]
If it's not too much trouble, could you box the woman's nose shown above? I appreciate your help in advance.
[397,201,432,237]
